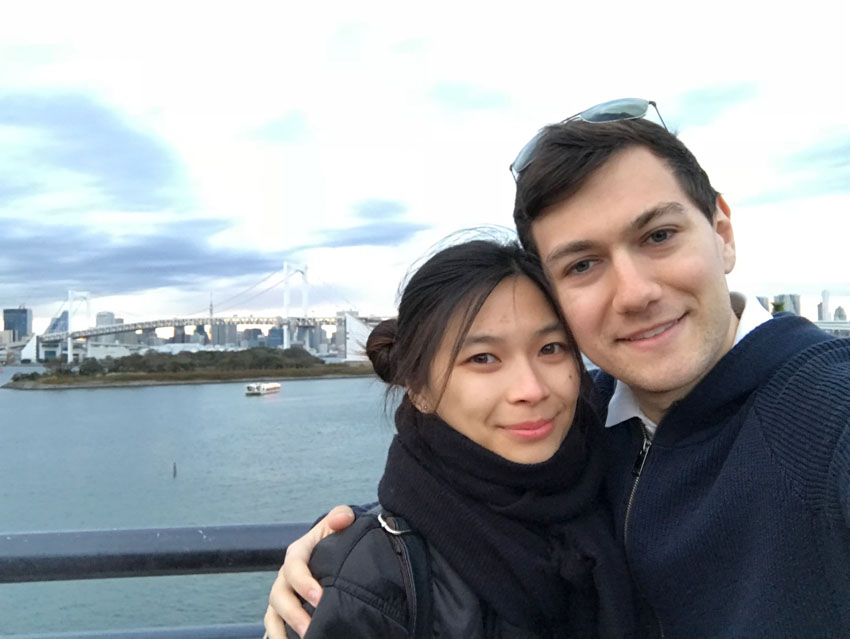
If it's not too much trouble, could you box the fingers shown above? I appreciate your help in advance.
[270,505,356,637]
[324,505,355,532]
[264,603,288,639]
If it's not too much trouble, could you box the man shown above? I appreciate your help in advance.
[266,103,850,638]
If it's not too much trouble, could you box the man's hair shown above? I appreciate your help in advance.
[513,118,719,255]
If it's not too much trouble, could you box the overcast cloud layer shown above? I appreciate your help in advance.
[0,0,848,330]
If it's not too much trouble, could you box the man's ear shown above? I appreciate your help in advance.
[715,195,736,274]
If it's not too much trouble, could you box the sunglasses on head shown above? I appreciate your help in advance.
[509,98,667,180]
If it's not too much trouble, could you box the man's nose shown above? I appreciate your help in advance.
[610,254,662,314]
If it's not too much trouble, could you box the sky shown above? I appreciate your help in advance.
[1,0,848,334]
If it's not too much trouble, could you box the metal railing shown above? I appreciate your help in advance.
[1,522,311,638]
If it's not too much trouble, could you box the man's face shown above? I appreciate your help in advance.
[530,146,738,419]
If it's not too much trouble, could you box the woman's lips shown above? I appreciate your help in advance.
[502,419,554,440]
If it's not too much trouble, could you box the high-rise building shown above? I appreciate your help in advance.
[821,290,831,322]
[835,306,847,321]
[173,325,187,343]
[241,328,263,348]
[114,317,138,345]
[45,311,69,334]
[268,326,284,348]
[756,296,770,312]
[193,324,210,345]
[212,322,238,346]
[3,307,33,341]
[94,311,117,344]
[96,311,115,326]
[772,294,800,315]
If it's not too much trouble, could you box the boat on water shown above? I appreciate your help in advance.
[245,382,281,396]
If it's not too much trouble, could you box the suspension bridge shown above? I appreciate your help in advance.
[18,262,380,364]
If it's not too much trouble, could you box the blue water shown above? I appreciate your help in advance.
[0,369,395,635]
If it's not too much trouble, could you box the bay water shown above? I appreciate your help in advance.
[0,367,395,635]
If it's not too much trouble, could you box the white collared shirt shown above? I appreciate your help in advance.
[603,292,774,436]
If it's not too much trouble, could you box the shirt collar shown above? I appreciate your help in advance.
[603,292,773,431]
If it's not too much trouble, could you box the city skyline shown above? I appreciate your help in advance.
[0,2,848,333]
[7,285,850,344]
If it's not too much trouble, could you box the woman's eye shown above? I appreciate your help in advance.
[468,353,497,365]
[540,343,564,356]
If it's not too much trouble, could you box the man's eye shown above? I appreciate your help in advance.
[648,229,673,243]
[568,259,593,275]
[468,353,497,365]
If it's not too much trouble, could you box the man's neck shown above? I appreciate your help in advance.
[634,308,741,425]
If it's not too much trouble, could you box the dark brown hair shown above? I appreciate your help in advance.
[366,238,586,405]
[513,118,719,255]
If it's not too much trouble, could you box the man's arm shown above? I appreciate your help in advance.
[264,505,355,639]
[836,424,850,528]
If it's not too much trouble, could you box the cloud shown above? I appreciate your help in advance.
[740,134,850,205]
[209,279,368,316]
[316,220,430,248]
[430,83,511,111]
[0,92,189,212]
[254,111,311,143]
[0,219,282,304]
[672,84,758,128]
[783,135,850,172]
[294,199,429,250]
[0,179,37,204]
[353,199,408,220]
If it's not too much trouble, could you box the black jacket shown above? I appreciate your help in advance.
[285,511,549,639]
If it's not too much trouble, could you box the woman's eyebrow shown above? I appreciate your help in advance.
[461,333,502,347]
[536,321,566,337]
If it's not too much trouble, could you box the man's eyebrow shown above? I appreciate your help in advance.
[542,239,596,266]
[542,201,686,265]
[630,202,685,232]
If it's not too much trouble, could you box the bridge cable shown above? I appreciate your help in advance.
[182,268,283,317]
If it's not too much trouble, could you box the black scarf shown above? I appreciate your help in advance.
[378,397,635,638]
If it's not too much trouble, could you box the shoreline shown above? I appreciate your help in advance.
[2,370,376,391]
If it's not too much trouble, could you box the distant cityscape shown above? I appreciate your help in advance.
[2,290,848,366]
[755,290,847,323]
[0,305,382,366]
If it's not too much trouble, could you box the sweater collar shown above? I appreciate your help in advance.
[653,314,831,443]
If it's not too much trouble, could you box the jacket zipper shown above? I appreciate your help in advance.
[623,423,651,546]
[388,533,419,634]
[623,422,666,638]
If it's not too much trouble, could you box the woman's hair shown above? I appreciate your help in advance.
[366,237,586,404]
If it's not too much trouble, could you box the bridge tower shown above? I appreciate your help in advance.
[282,262,309,349]
[66,290,91,363]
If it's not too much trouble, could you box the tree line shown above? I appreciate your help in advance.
[12,347,327,381]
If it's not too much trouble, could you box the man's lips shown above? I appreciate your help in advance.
[619,315,685,342]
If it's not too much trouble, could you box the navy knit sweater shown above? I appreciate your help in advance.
[598,315,850,638]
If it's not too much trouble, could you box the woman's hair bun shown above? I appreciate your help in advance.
[366,318,399,383]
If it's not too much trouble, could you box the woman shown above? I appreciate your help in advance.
[278,238,635,638]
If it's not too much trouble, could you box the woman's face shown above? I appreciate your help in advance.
[419,275,580,464]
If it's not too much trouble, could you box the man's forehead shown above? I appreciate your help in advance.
[537,202,687,265]
[530,150,693,248]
